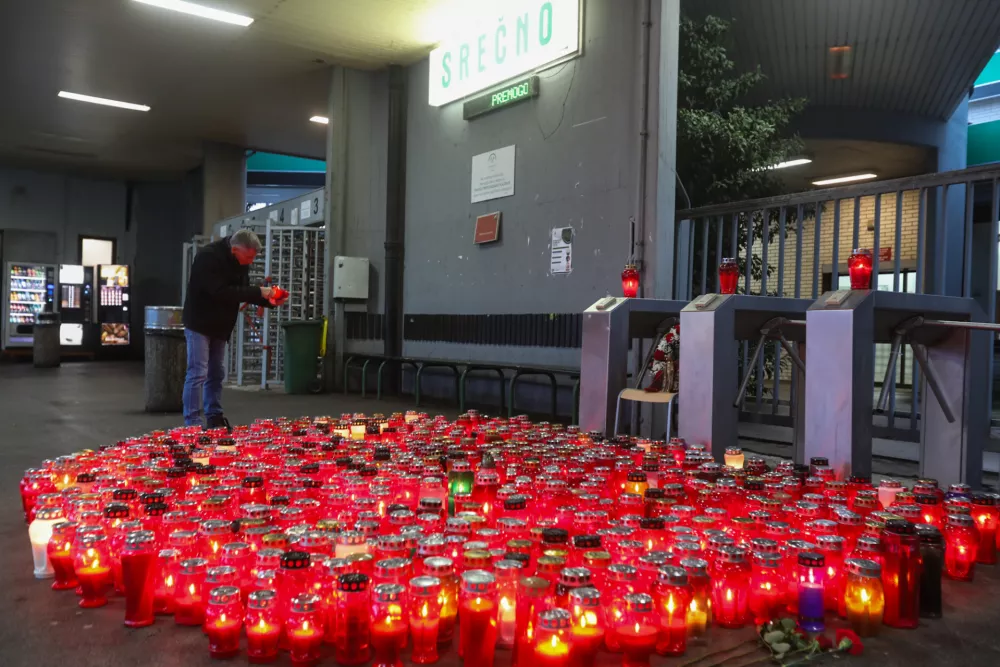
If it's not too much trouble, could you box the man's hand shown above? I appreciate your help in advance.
[260,286,274,300]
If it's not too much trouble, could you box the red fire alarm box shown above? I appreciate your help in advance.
[474,212,501,244]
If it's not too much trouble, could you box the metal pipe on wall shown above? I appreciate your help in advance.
[384,65,407,394]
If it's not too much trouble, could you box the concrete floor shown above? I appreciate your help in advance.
[2,361,999,667]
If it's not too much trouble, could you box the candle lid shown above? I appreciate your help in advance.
[626,471,647,482]
[180,557,208,575]
[112,488,138,501]
[558,567,592,586]
[845,558,881,578]
[542,528,569,544]
[339,573,370,592]
[241,475,264,488]
[914,493,940,506]
[749,538,780,554]
[879,479,903,489]
[752,551,781,569]
[221,541,251,556]
[102,502,129,519]
[461,569,495,593]
[816,535,846,552]
[797,551,824,567]
[854,535,881,552]
[884,519,915,535]
[644,488,665,500]
[945,513,975,528]
[572,534,601,549]
[422,556,454,576]
[143,501,168,517]
[410,575,441,595]
[657,565,689,586]
[375,558,411,577]
[833,509,863,525]
[337,530,366,546]
[290,593,320,613]
[373,582,405,602]
[280,550,311,570]
[495,559,524,573]
[124,530,156,546]
[972,492,998,506]
[51,520,77,535]
[538,608,572,630]
[247,588,277,609]
[206,565,237,583]
[34,506,65,521]
[623,592,653,613]
[639,517,665,531]
[208,585,240,605]
[915,523,943,545]
[607,564,637,582]
[503,495,528,511]
[568,586,601,607]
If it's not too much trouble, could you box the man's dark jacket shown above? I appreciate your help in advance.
[183,238,269,340]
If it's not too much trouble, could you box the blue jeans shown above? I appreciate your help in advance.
[183,329,227,426]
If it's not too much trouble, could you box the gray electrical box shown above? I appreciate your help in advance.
[333,256,370,300]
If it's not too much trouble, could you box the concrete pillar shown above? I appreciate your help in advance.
[323,67,348,390]
[653,0,680,298]
[201,142,246,236]
[924,96,969,296]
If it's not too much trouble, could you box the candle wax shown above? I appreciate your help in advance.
[371,620,407,667]
[615,624,658,667]
[534,635,570,667]
[569,625,604,667]
[410,616,440,664]
[246,620,281,663]
[174,587,205,626]
[797,583,825,632]
[656,614,687,656]
[289,625,323,667]
[207,617,242,658]
[460,598,498,667]
[50,554,78,591]
[77,566,111,608]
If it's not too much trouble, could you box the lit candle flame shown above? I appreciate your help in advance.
[666,596,676,614]
[188,583,196,595]
[550,635,560,648]
[258,618,267,631]
[421,603,428,618]
[634,622,641,633]
[860,588,870,603]
[165,574,174,587]
[500,596,513,611]
[689,599,699,612]
[303,620,310,631]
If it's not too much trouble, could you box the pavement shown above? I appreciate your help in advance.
[1,360,998,667]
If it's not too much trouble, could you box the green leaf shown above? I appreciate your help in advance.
[779,618,797,632]
[763,630,787,645]
[772,642,792,656]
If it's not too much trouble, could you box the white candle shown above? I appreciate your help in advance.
[28,509,62,578]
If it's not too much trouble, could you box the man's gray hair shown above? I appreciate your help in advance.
[230,228,262,252]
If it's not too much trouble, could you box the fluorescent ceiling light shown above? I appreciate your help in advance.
[812,173,878,186]
[133,0,254,27]
[768,158,813,170]
[58,91,150,112]
[309,116,329,124]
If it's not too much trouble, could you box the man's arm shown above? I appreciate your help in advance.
[192,252,268,305]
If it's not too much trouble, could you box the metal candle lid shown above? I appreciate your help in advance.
[180,557,208,575]
[623,593,653,613]
[657,565,689,586]
[290,593,321,613]
[409,575,441,596]
[461,569,496,594]
[569,586,601,607]
[422,556,453,576]
[845,558,881,578]
[558,567,592,586]
[373,583,405,602]
[247,588,277,610]
[338,573,370,592]
[538,608,572,630]
[208,585,240,605]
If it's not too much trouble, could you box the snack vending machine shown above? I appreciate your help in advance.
[58,264,95,349]
[3,262,56,348]
[95,264,131,348]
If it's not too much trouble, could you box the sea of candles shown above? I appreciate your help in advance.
[18,412,1000,662]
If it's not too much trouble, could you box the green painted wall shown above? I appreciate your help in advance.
[975,52,1000,85]
[968,120,1000,166]
[246,152,325,172]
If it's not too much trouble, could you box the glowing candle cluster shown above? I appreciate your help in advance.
[19,414,998,663]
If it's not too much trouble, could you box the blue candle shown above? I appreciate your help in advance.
[797,552,826,632]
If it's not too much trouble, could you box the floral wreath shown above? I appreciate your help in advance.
[644,322,679,392]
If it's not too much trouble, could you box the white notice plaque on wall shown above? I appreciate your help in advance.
[471,145,515,203]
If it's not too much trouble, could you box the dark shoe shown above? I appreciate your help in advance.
[206,414,233,432]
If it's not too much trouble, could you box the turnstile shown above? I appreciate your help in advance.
[579,297,689,434]
[679,294,813,461]
[804,290,992,487]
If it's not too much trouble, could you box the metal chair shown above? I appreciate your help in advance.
[613,319,679,437]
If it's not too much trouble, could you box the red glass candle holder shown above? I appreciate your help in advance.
[246,589,282,664]
[121,530,157,628]
[653,566,691,656]
[205,585,243,659]
[371,583,407,667]
[881,520,921,628]
[621,263,639,298]
[533,608,572,667]
[614,593,659,667]
[718,258,739,294]
[970,493,998,565]
[288,593,324,667]
[748,551,785,625]
[568,586,603,667]
[154,548,181,614]
[848,248,873,290]
[710,546,750,628]
[73,533,112,608]
[604,563,638,651]
[423,557,458,645]
[334,573,372,666]
[816,534,846,613]
[460,570,498,667]
[512,576,550,667]
[914,494,943,528]
[47,520,78,590]
[174,557,209,626]
[409,575,442,664]
[943,513,979,581]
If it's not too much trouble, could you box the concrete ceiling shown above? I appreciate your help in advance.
[775,139,935,192]
[0,0,484,178]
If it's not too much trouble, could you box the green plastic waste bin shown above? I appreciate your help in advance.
[280,320,324,394]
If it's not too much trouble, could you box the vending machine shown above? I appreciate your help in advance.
[58,264,95,349]
[95,264,131,348]
[3,261,56,348]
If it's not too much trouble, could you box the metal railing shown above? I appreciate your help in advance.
[675,164,1000,441]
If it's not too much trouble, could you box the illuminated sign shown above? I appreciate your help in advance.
[428,0,581,107]
[463,76,539,120]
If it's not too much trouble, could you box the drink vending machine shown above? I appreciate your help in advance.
[95,264,131,348]
[3,262,56,348]
[58,264,95,349]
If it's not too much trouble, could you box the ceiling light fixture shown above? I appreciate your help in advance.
[309,116,329,124]
[812,173,878,186]
[57,91,150,112]
[133,0,254,27]
[768,158,813,170]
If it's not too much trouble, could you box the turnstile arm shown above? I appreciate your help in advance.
[876,332,905,413]
[733,317,805,408]
[733,332,768,408]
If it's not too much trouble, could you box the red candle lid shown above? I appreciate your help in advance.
[797,551,825,567]
[338,573,370,592]
[208,585,240,605]
[280,550,311,570]
[623,593,653,613]
[538,608,571,630]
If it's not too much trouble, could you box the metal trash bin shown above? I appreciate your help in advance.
[33,312,60,368]
[144,306,186,413]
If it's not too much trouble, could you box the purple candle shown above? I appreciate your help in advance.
[797,552,826,632]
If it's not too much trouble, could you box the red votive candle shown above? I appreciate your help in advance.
[513,576,550,667]
[174,557,209,626]
[970,493,998,565]
[848,248,873,290]
[409,575,442,664]
[460,570,498,667]
[121,530,157,628]
[371,583,408,667]
[614,593,659,667]
[245,589,281,664]
[533,608,572,667]
[74,533,112,608]
[881,520,921,628]
[748,551,785,625]
[943,513,979,581]
[718,258,739,294]
[205,585,242,659]
[423,556,458,646]
[334,573,372,665]
[287,593,324,667]
[47,520,79,591]
[710,546,750,628]
[653,566,690,656]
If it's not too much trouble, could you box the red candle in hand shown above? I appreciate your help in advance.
[121,530,157,628]
[205,585,243,659]
[73,533,112,609]
[371,583,408,667]
[245,589,281,664]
